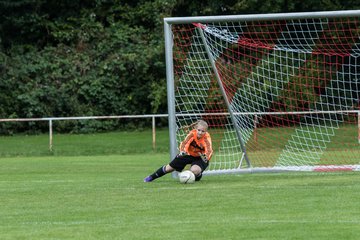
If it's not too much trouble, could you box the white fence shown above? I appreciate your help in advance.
[0,110,359,151]
[0,114,169,151]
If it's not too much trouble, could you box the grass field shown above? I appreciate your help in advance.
[0,129,170,157]
[0,130,360,239]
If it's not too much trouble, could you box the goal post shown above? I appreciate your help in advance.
[164,10,360,174]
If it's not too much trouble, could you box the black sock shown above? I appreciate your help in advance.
[195,173,203,181]
[150,166,167,180]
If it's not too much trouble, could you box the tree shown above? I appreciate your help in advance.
[0,0,359,133]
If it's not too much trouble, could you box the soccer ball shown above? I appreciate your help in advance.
[179,170,195,184]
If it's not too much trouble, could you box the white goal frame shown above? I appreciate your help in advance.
[164,10,360,174]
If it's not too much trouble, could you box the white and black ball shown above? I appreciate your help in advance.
[178,170,195,184]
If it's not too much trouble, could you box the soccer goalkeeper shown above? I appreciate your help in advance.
[144,120,213,182]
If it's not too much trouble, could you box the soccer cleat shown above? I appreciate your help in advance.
[143,176,153,182]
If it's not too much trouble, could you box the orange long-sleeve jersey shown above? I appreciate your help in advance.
[179,129,213,160]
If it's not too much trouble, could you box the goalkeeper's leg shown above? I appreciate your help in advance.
[144,155,190,182]
[195,173,203,181]
[144,165,173,182]
[190,158,209,182]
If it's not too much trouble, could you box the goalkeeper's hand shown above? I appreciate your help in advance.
[199,153,208,163]
[178,151,187,157]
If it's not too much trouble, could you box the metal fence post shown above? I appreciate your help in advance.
[152,116,156,150]
[49,119,53,151]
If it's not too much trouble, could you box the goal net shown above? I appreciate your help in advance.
[164,11,360,174]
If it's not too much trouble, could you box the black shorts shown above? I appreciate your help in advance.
[169,154,209,172]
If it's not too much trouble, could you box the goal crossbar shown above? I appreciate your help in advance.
[164,10,360,24]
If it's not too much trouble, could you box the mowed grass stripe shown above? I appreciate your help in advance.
[0,154,360,239]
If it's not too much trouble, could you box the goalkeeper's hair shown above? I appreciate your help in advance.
[182,119,208,132]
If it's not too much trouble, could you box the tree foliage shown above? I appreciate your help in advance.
[0,0,359,133]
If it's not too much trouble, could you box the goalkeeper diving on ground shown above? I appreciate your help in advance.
[144,120,213,182]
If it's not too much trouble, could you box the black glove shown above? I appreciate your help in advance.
[199,153,208,163]
[178,151,187,157]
